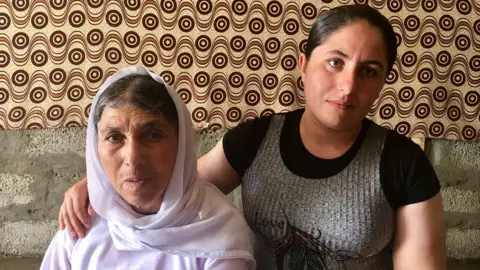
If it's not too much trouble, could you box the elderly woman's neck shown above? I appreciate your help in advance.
[129,194,164,215]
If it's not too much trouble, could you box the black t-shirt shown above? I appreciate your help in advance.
[223,109,441,211]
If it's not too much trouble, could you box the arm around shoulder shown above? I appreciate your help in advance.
[198,117,269,194]
[197,138,242,194]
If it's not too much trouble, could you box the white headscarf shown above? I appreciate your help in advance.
[86,66,254,267]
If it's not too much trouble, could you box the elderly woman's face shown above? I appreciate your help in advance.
[97,105,178,214]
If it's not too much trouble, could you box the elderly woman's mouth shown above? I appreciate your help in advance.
[123,177,151,189]
[124,177,150,182]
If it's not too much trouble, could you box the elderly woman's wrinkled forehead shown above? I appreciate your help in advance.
[93,74,179,130]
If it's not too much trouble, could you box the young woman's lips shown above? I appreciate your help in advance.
[327,100,354,110]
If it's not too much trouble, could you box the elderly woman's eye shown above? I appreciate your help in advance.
[107,135,122,143]
[149,132,162,140]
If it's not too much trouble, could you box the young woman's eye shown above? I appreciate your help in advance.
[328,59,342,68]
[361,67,377,77]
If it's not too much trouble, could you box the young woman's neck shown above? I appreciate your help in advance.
[299,109,363,159]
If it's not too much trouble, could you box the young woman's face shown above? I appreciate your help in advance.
[299,20,389,131]
[97,105,178,214]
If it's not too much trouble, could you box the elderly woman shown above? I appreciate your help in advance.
[41,66,255,269]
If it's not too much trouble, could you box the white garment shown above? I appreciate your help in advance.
[41,66,255,269]
[41,204,249,269]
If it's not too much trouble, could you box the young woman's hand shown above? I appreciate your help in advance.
[58,177,95,238]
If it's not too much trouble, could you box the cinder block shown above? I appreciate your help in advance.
[0,221,57,257]
[427,139,480,190]
[23,128,86,157]
[0,174,35,208]
[447,228,480,260]
[442,187,480,213]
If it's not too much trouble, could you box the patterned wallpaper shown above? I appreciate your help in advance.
[0,0,478,140]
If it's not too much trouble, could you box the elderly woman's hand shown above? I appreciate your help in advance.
[59,177,95,238]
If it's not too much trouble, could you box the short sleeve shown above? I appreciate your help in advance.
[222,115,272,177]
[380,131,441,211]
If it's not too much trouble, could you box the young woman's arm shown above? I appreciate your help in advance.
[392,192,447,270]
[197,138,242,194]
[59,177,92,238]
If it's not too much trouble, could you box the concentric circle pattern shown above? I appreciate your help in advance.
[0,1,477,140]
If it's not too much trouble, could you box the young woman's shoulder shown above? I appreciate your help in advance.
[379,127,441,211]
[222,110,301,177]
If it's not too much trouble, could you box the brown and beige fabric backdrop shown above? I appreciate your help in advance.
[0,0,478,140]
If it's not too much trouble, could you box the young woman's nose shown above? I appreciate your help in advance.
[337,67,357,95]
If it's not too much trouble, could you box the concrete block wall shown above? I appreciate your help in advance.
[0,127,479,269]
[0,128,86,259]
[426,139,480,267]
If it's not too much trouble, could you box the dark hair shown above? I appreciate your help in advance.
[305,4,397,73]
[94,74,178,129]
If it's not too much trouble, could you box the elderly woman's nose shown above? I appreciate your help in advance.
[122,140,146,166]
